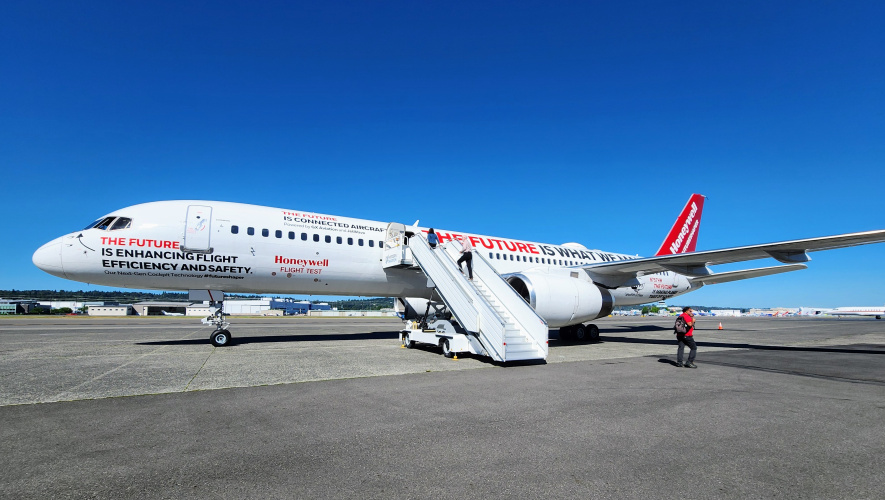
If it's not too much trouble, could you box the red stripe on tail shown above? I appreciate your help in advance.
[654,194,705,256]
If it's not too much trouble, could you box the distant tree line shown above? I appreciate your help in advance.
[0,290,392,311]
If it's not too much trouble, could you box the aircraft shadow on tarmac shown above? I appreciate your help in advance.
[137,331,401,346]
[604,324,674,332]
[138,331,546,366]
[599,335,885,356]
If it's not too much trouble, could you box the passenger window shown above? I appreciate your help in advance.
[325,235,331,243]
[336,236,342,244]
[347,238,353,245]
[231,225,239,234]
[301,233,308,241]
[110,217,131,230]
[369,240,374,247]
[313,234,319,242]
[379,241,383,248]
[276,230,282,238]
[247,227,255,236]
[288,231,295,240]
[262,229,269,237]
[358,239,364,246]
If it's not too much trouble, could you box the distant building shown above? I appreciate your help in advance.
[223,298,332,316]
[308,309,398,318]
[0,299,42,314]
[88,304,134,316]
[711,309,741,317]
[131,302,191,316]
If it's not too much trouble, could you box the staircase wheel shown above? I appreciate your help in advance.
[403,333,414,348]
[440,339,454,358]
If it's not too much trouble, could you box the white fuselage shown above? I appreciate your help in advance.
[33,200,696,308]
[827,307,885,318]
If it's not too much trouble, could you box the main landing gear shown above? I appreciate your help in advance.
[559,323,600,343]
[202,300,232,347]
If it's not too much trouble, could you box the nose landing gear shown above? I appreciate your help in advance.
[202,299,232,347]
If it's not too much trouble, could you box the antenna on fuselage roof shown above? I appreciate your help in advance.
[413,220,419,226]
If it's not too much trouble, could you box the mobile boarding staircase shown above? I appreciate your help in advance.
[383,224,548,362]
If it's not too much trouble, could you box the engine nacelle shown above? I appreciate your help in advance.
[505,271,614,328]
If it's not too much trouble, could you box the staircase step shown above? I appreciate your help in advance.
[504,349,545,361]
[405,233,548,362]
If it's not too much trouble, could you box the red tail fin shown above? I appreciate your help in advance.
[654,194,705,256]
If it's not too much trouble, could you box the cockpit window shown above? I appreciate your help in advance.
[84,216,131,231]
[110,217,131,230]
[83,218,105,230]
[92,217,116,230]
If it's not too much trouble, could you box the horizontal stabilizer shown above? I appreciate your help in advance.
[689,264,807,286]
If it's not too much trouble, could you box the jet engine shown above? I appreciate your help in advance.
[505,271,614,328]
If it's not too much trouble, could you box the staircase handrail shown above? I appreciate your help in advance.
[446,240,549,357]
[407,231,507,360]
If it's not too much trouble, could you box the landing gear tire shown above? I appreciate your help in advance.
[403,333,415,348]
[210,329,232,347]
[440,339,454,358]
[573,324,587,342]
[588,324,600,342]
[559,326,573,342]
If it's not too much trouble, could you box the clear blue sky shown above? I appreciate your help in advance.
[2,1,883,308]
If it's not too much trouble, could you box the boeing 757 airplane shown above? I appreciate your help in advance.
[32,194,885,351]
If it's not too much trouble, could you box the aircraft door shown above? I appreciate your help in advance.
[383,222,407,267]
[183,205,213,253]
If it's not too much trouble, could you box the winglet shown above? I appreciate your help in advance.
[655,194,706,256]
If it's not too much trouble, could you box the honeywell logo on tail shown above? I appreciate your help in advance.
[670,202,698,254]
[655,194,705,256]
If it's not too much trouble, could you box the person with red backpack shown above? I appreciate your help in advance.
[674,306,697,368]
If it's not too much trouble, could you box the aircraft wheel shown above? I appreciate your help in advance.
[588,324,600,342]
[403,332,415,348]
[573,324,587,342]
[210,329,232,347]
[559,326,573,342]
[440,339,454,358]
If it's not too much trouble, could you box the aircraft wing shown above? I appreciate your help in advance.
[686,264,807,285]
[583,230,885,288]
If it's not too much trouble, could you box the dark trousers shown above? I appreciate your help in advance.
[677,334,696,363]
[457,252,473,279]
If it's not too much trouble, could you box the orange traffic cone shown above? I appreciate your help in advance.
[718,322,723,330]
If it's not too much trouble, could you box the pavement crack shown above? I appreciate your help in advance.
[53,327,208,402]
[186,348,215,391]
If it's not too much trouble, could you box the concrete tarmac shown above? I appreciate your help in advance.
[1,315,884,498]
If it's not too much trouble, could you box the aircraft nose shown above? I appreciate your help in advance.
[33,237,66,278]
